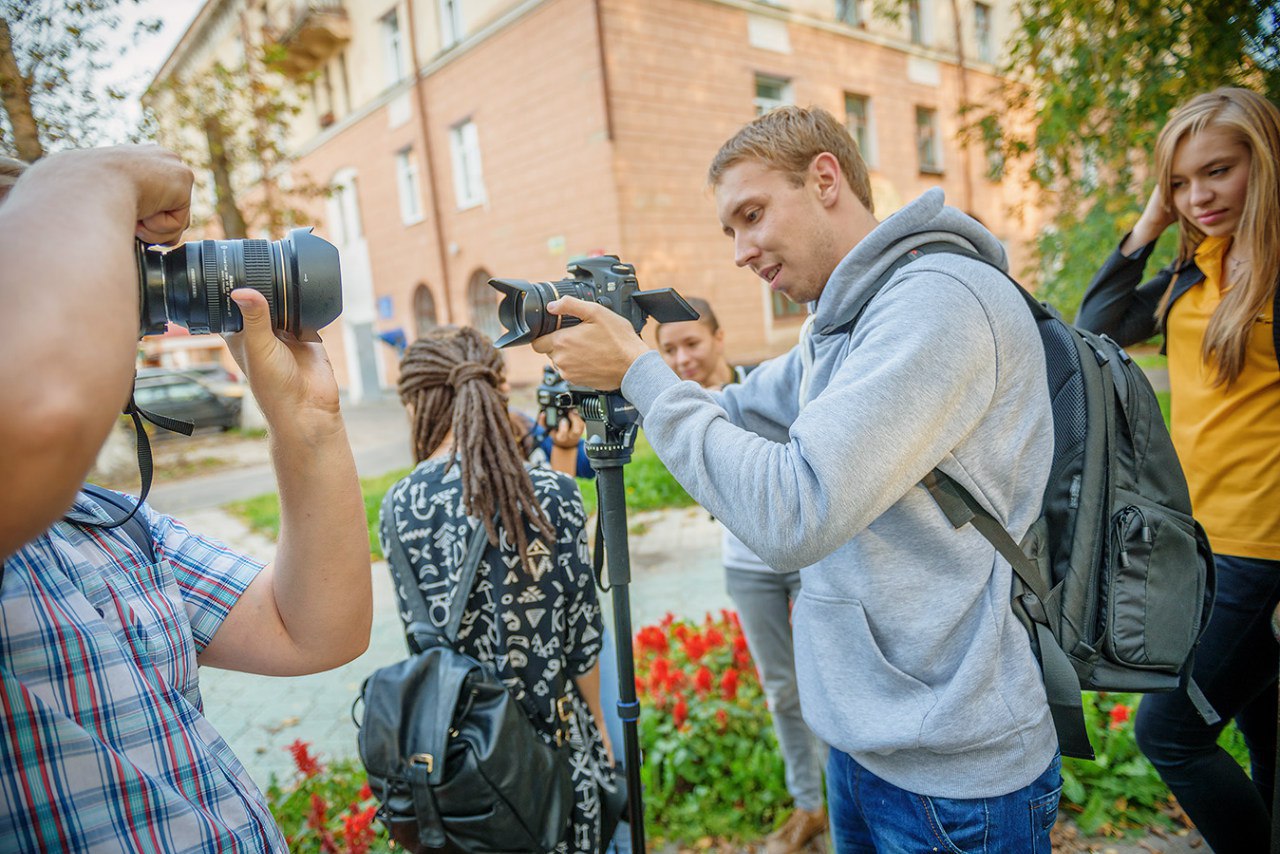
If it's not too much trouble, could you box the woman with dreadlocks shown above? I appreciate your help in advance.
[379,327,617,853]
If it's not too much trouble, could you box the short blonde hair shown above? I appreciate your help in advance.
[708,105,874,213]
[0,156,28,204]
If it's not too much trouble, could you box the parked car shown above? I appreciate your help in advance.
[133,370,242,432]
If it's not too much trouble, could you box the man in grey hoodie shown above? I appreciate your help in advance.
[533,106,1061,851]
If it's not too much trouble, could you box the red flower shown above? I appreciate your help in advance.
[734,635,749,654]
[636,626,668,654]
[721,668,740,701]
[716,708,729,731]
[681,632,708,662]
[288,739,324,778]
[704,627,725,649]
[341,803,378,854]
[1109,703,1132,729]
[694,665,713,696]
[661,612,675,628]
[673,695,689,729]
[358,782,373,801]
[307,793,328,829]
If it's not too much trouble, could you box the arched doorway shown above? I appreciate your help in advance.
[413,283,438,338]
[467,268,501,340]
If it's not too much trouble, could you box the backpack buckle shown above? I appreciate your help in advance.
[409,753,434,773]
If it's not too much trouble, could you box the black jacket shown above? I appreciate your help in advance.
[1076,237,1280,370]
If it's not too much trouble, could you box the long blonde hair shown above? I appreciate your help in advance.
[1154,87,1280,387]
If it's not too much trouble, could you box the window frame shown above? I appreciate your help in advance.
[753,73,793,116]
[449,119,487,210]
[395,146,424,225]
[916,106,943,175]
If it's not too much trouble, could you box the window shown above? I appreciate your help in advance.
[438,0,463,48]
[844,93,874,166]
[754,74,792,116]
[835,0,862,25]
[449,119,486,209]
[771,291,808,320]
[974,2,994,63]
[381,7,406,86]
[395,147,423,224]
[907,0,924,44]
[916,107,942,173]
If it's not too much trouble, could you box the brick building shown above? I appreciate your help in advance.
[152,0,1043,395]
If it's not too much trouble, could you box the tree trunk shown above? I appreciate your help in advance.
[0,16,45,162]
[203,114,248,238]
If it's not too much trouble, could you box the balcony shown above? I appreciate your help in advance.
[266,1,352,79]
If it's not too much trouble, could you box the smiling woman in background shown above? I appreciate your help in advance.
[1077,87,1280,853]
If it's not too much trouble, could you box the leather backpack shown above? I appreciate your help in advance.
[358,492,575,852]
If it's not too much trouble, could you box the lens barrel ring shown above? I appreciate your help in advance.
[241,239,276,319]
[202,241,222,331]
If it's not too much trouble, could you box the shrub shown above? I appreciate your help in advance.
[1061,692,1251,836]
[633,611,791,845]
[266,740,391,853]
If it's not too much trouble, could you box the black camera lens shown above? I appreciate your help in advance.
[136,227,342,342]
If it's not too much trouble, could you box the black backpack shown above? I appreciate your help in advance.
[358,491,575,852]
[844,242,1217,760]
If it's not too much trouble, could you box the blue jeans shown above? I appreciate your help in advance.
[1135,553,1280,854]
[826,749,1061,853]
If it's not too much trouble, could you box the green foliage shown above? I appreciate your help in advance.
[969,0,1279,311]
[1060,693,1251,837]
[633,612,792,845]
[0,0,159,159]
[267,740,391,853]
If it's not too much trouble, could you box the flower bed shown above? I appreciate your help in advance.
[633,610,791,845]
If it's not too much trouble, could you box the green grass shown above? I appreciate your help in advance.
[1156,390,1171,426]
[223,431,694,559]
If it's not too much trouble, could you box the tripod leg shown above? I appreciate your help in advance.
[595,462,647,854]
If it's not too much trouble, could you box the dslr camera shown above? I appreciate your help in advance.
[489,255,696,352]
[136,227,343,342]
[537,364,572,430]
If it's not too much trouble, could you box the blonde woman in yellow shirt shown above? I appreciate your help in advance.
[1078,87,1280,853]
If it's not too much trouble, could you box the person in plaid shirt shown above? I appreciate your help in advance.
[0,146,373,852]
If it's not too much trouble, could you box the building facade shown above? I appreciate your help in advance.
[152,0,1042,394]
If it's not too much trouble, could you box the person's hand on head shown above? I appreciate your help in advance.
[1128,185,1178,250]
[530,297,651,390]
[223,289,342,436]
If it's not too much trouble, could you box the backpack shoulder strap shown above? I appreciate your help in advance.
[77,484,156,564]
[381,485,490,652]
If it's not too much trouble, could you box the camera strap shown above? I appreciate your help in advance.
[96,390,194,531]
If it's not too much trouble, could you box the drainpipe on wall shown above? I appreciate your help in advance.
[405,0,456,324]
[593,0,614,141]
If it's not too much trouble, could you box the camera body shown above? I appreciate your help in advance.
[537,365,573,430]
[489,255,697,350]
[136,227,342,342]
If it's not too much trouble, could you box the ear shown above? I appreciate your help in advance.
[809,152,843,207]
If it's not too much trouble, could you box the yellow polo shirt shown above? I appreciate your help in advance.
[1165,235,1280,559]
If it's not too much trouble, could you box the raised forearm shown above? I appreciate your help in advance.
[268,413,372,669]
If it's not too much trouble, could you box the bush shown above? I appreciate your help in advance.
[633,610,791,845]
[266,740,391,853]
[1061,692,1251,836]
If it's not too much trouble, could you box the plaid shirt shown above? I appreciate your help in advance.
[0,491,285,852]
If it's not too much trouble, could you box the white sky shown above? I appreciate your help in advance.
[100,0,205,142]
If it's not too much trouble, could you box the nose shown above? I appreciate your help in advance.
[734,234,759,269]
[1189,178,1214,208]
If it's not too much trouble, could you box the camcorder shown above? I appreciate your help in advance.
[136,227,343,342]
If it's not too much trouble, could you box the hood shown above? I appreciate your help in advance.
[813,188,1009,334]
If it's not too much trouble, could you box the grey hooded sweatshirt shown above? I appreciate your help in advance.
[621,189,1058,798]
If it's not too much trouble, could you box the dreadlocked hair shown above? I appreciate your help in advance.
[397,327,555,569]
